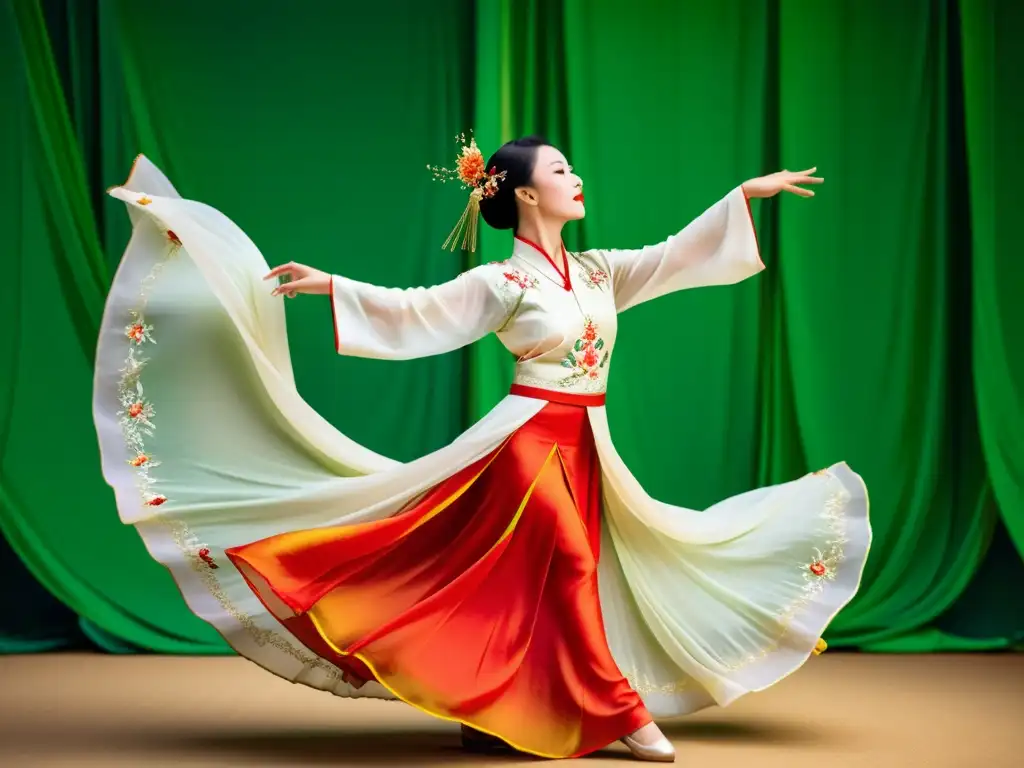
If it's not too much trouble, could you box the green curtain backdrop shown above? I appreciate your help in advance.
[1,0,1021,656]
[1,0,476,653]
[2,0,166,653]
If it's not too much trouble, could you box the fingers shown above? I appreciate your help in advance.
[264,261,298,281]
[271,276,311,297]
[780,165,823,198]
[782,183,815,198]
[790,167,823,183]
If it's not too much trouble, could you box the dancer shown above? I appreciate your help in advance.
[95,135,870,763]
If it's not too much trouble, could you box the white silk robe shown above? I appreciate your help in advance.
[95,156,870,718]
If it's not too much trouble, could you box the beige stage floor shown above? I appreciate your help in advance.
[0,652,1021,767]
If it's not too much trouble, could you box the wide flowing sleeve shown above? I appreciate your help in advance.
[329,265,514,360]
[592,186,765,313]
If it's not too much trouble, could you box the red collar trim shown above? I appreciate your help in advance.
[514,235,572,291]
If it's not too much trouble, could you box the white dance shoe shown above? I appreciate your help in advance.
[621,729,676,762]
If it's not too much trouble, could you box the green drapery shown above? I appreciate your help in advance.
[768,0,999,648]
[0,0,476,653]
[1,0,194,653]
[961,0,1024,555]
[1,0,1021,655]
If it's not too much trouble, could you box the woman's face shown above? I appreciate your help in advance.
[517,145,585,222]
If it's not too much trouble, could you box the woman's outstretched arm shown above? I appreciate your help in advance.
[264,262,516,360]
[595,168,821,313]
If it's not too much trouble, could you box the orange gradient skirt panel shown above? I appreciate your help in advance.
[225,402,650,758]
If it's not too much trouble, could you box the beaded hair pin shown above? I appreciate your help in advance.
[427,132,506,253]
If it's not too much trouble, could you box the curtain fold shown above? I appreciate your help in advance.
[960,0,1024,557]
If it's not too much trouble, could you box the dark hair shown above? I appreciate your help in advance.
[479,135,553,231]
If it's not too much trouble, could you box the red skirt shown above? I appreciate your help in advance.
[225,398,651,758]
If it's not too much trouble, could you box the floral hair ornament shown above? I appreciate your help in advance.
[427,131,506,253]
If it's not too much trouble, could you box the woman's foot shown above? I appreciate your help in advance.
[620,722,675,762]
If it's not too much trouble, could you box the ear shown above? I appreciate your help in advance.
[515,186,539,207]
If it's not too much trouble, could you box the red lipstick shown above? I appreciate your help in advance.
[574,193,585,203]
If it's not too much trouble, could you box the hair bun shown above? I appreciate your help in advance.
[479,186,517,230]
[478,136,551,233]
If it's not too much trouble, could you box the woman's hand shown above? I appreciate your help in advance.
[264,262,332,298]
[742,168,823,199]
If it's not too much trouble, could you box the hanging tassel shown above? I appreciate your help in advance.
[442,187,484,253]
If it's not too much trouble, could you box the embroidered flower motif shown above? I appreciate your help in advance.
[802,543,840,588]
[581,266,610,290]
[119,381,154,430]
[128,401,147,420]
[503,269,538,290]
[812,468,829,477]
[126,320,155,345]
[197,548,219,569]
[813,638,828,655]
[118,308,162,511]
[559,318,609,384]
[167,230,182,248]
[570,254,610,290]
[138,196,152,206]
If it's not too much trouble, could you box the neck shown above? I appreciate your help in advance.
[515,216,565,259]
